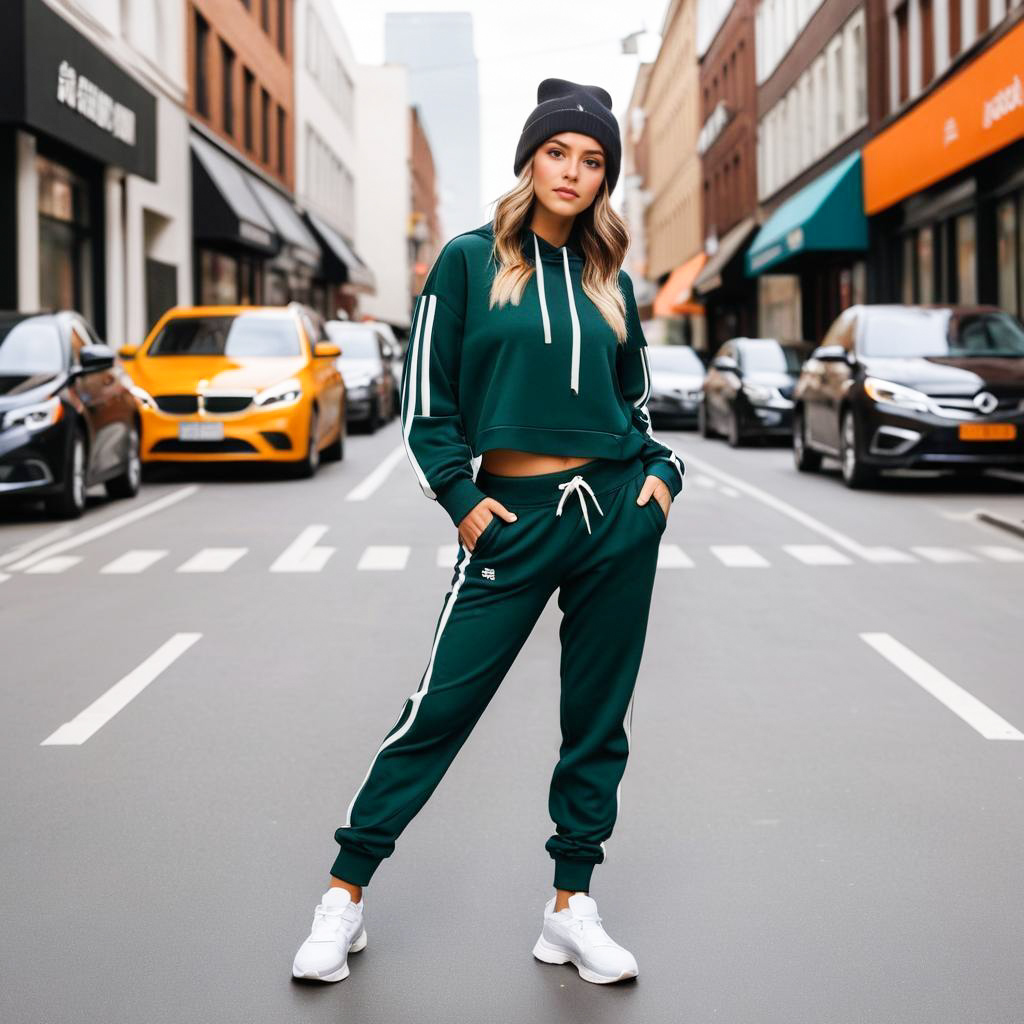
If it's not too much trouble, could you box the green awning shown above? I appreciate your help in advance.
[746,151,867,276]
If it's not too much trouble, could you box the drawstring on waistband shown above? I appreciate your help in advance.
[555,474,605,535]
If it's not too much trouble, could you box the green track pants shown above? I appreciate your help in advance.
[331,454,666,892]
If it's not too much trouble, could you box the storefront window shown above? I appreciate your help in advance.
[996,197,1018,316]
[955,212,976,304]
[37,155,93,320]
[901,234,915,303]
[199,249,239,305]
[917,227,934,304]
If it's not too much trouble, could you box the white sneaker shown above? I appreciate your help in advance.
[532,893,639,984]
[291,886,367,982]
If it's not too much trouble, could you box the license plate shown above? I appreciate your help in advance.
[958,423,1017,441]
[178,421,224,441]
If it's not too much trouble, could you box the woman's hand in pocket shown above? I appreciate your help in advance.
[458,498,518,552]
[636,476,671,523]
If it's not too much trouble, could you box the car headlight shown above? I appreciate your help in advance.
[742,382,779,404]
[2,395,64,432]
[254,378,302,407]
[863,377,931,413]
[129,384,157,410]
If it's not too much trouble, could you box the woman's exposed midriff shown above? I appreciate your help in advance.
[479,449,598,477]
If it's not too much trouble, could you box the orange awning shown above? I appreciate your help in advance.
[653,252,707,317]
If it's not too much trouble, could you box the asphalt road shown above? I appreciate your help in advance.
[2,419,1023,1024]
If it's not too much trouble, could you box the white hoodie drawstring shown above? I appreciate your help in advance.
[555,474,605,535]
[533,231,582,394]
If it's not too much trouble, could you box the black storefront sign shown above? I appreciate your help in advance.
[0,0,156,180]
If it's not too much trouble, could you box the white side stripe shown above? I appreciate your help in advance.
[636,347,685,490]
[534,234,552,345]
[419,295,437,417]
[342,546,474,829]
[602,688,636,862]
[400,296,437,500]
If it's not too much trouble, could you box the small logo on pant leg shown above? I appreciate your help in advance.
[481,567,496,580]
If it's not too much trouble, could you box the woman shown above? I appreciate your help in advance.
[292,78,685,987]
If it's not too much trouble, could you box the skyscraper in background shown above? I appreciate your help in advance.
[384,12,482,239]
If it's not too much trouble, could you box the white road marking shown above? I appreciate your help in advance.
[975,545,1024,563]
[0,525,74,568]
[40,633,202,746]
[860,632,1024,741]
[270,526,335,572]
[25,555,82,574]
[6,486,199,572]
[719,486,740,498]
[176,548,248,573]
[911,546,979,563]
[0,573,10,584]
[694,475,717,488]
[100,550,169,574]
[710,545,770,567]
[783,544,853,565]
[657,544,694,568]
[346,444,408,501]
[676,447,916,563]
[357,545,410,570]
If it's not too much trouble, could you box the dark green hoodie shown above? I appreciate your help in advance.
[400,219,686,528]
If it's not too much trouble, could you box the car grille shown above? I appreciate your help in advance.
[203,395,253,413]
[154,394,199,414]
[152,394,254,414]
[151,438,258,454]
[928,391,1024,417]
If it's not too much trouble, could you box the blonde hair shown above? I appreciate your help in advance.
[487,163,630,343]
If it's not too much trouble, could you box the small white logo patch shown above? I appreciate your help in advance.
[481,567,496,580]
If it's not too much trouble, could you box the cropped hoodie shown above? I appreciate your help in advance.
[400,220,686,528]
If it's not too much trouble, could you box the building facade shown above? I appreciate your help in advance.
[409,106,443,300]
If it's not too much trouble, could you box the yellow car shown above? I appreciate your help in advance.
[120,304,345,476]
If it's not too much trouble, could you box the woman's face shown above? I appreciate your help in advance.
[531,132,606,216]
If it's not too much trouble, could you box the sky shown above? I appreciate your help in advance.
[333,1,672,222]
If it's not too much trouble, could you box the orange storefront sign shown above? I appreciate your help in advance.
[863,20,1024,214]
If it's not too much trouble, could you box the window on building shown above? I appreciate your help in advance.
[956,213,977,304]
[243,68,255,152]
[221,41,235,135]
[277,105,286,175]
[996,197,1019,316]
[277,0,286,54]
[901,234,915,303]
[896,3,910,104]
[261,0,270,33]
[949,0,962,57]
[976,0,990,34]
[920,0,935,87]
[850,16,867,126]
[194,9,210,118]
[917,227,935,303]
[260,87,270,163]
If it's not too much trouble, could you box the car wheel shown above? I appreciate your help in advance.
[367,397,381,434]
[793,407,822,472]
[727,406,745,448]
[290,409,321,479]
[322,407,344,463]
[44,428,87,519]
[840,409,877,489]
[104,425,142,500]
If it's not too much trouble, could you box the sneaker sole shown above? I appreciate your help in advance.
[291,928,368,982]
[531,935,638,985]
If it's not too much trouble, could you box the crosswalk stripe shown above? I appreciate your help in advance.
[975,545,1024,563]
[0,572,10,584]
[25,555,82,574]
[656,544,694,568]
[783,544,853,565]
[911,546,979,563]
[101,550,168,574]
[270,526,335,572]
[358,545,410,570]
[176,548,248,573]
[858,546,918,563]
[710,545,770,567]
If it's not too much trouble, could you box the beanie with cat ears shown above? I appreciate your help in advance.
[513,78,621,194]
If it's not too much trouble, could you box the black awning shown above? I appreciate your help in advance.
[693,217,758,297]
[190,131,277,254]
[306,212,376,292]
[248,177,321,269]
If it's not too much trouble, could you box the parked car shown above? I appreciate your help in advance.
[699,337,809,446]
[0,311,142,518]
[119,303,345,478]
[644,344,706,428]
[325,319,399,432]
[792,304,1024,487]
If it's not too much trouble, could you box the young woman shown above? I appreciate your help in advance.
[293,78,685,987]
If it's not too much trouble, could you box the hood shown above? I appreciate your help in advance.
[0,373,63,412]
[130,357,307,394]
[858,355,1024,394]
[469,220,586,393]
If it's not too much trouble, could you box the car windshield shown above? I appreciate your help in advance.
[0,319,65,375]
[147,314,302,357]
[328,325,379,360]
[740,342,803,373]
[860,309,1024,357]
[645,345,704,374]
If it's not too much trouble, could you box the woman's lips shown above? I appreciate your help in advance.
[554,188,578,199]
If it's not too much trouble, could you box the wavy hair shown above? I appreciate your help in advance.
[487,163,631,343]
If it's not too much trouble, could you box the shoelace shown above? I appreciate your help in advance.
[555,474,605,535]
[310,903,357,941]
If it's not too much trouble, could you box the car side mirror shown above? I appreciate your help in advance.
[75,343,115,375]
[314,341,341,358]
[118,343,138,360]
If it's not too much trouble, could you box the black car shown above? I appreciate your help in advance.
[645,344,706,428]
[699,337,808,446]
[326,320,399,433]
[792,304,1024,488]
[0,312,141,518]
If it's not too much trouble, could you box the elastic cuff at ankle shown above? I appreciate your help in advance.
[330,846,381,887]
[553,858,595,892]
